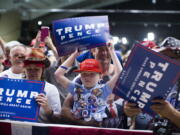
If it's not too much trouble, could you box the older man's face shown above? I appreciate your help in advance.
[10,46,26,67]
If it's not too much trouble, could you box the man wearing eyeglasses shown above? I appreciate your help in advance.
[0,45,27,79]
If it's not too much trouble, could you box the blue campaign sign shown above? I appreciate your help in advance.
[0,78,45,122]
[52,16,110,56]
[113,44,180,116]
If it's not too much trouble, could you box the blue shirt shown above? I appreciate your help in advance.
[76,50,123,65]
[67,82,112,121]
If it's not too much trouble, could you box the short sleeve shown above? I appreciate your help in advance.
[101,84,112,99]
[66,82,76,96]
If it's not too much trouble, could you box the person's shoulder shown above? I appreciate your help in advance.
[0,68,11,77]
[76,51,93,62]
[44,82,61,97]
[45,81,59,91]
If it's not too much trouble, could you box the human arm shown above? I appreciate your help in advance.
[0,36,6,54]
[106,43,123,89]
[60,93,78,124]
[36,84,61,122]
[123,101,142,117]
[36,93,54,116]
[60,93,99,126]
[33,31,41,48]
[123,101,142,129]
[54,50,79,89]
[151,99,180,128]
[33,30,58,59]
[44,35,58,59]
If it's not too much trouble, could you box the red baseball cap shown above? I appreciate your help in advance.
[74,59,102,73]
[141,41,157,49]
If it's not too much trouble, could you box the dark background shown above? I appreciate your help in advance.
[19,0,180,53]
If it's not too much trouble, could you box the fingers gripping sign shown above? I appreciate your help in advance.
[36,93,53,115]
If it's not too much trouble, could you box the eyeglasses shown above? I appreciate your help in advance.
[13,54,25,59]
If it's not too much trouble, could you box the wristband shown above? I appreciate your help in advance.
[60,65,68,70]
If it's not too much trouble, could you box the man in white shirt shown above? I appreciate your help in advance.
[0,45,27,79]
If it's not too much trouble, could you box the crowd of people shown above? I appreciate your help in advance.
[0,29,180,134]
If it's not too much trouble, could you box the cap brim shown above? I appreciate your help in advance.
[24,58,50,68]
[74,69,102,73]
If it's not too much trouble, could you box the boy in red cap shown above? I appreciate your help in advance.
[55,44,122,125]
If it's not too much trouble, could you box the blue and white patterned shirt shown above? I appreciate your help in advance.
[67,82,112,121]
